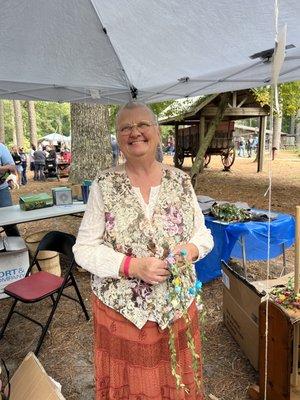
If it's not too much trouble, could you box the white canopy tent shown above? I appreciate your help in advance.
[0,0,299,104]
[40,133,71,143]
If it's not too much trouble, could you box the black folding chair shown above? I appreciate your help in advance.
[0,231,89,355]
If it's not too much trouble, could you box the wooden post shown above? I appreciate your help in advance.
[295,206,300,293]
[292,324,299,388]
[199,116,205,145]
[257,116,267,173]
[232,92,237,107]
[174,122,179,167]
[292,206,300,388]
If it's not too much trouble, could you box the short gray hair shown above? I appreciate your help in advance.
[115,102,158,127]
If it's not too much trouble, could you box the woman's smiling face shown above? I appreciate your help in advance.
[116,106,160,161]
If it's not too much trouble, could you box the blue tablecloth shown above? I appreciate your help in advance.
[195,211,295,283]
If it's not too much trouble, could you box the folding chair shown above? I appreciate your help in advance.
[0,231,89,355]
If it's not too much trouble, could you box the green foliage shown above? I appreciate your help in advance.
[270,277,300,309]
[3,102,13,145]
[279,82,300,116]
[282,115,291,133]
[149,100,173,117]
[253,81,300,116]
[35,101,70,135]
[2,100,70,149]
[211,203,251,222]
[108,104,119,132]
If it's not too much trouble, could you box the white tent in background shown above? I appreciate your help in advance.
[40,133,71,143]
[0,0,299,104]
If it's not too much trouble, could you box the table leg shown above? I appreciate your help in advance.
[240,236,247,279]
[282,242,287,276]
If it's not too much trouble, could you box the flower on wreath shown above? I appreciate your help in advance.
[270,277,300,310]
[163,250,204,393]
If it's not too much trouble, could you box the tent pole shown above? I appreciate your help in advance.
[295,206,300,293]
[292,206,300,387]
[257,116,267,172]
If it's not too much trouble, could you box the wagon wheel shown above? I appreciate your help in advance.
[221,148,235,170]
[204,154,211,168]
[173,152,184,168]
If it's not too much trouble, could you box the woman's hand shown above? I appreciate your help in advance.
[129,257,170,285]
[172,243,199,263]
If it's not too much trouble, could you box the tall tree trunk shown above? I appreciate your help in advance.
[272,114,282,157]
[11,101,17,146]
[0,100,4,143]
[13,100,24,147]
[26,100,38,147]
[190,92,230,187]
[57,118,62,133]
[290,115,296,135]
[69,103,112,184]
[296,109,300,149]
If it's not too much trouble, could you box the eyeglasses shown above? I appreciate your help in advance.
[117,120,157,136]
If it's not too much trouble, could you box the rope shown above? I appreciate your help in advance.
[263,2,281,398]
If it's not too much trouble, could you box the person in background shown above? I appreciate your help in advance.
[44,145,50,158]
[246,135,254,158]
[29,144,36,175]
[0,143,20,236]
[252,135,259,154]
[238,136,245,157]
[74,102,213,399]
[110,134,120,167]
[33,146,46,181]
[48,145,57,160]
[155,143,164,162]
[19,147,27,185]
[11,146,23,186]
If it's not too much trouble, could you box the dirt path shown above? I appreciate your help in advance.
[0,150,299,399]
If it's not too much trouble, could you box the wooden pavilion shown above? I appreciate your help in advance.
[159,89,269,172]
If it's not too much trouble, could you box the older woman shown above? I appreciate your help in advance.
[73,102,213,400]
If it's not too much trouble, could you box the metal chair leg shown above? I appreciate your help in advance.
[34,293,63,356]
[50,294,56,305]
[0,298,19,339]
[70,274,90,321]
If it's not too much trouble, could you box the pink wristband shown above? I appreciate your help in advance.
[123,256,132,277]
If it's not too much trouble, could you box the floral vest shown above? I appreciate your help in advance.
[92,165,196,329]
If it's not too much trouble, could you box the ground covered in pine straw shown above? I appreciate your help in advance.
[0,150,299,399]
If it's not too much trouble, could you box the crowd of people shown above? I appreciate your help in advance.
[3,143,72,185]
[236,134,258,157]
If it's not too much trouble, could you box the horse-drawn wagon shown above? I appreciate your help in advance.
[174,121,235,170]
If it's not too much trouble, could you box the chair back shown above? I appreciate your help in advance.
[34,231,76,261]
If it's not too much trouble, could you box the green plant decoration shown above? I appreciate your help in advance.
[165,250,203,394]
[211,203,251,222]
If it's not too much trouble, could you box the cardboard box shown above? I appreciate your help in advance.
[19,193,53,211]
[52,187,73,206]
[0,237,30,299]
[71,184,83,201]
[222,261,293,370]
[6,352,65,400]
